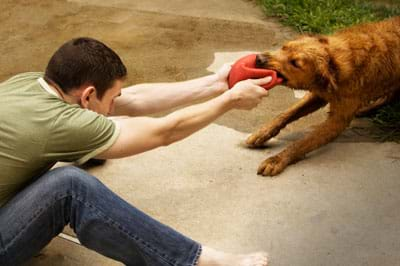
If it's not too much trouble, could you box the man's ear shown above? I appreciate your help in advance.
[80,86,96,109]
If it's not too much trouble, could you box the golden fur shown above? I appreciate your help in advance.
[247,16,400,176]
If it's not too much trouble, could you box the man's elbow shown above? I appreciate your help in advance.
[158,118,181,147]
[159,129,179,147]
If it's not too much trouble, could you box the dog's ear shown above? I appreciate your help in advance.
[315,53,338,92]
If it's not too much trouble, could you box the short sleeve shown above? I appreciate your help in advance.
[44,105,120,164]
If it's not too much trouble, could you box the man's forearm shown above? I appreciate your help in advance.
[159,77,271,145]
[160,91,233,145]
[97,91,235,159]
[113,74,226,116]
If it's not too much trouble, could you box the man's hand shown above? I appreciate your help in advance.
[226,76,272,110]
[213,63,232,93]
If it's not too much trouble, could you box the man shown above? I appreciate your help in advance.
[0,37,271,265]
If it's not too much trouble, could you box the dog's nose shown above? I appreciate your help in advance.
[255,54,268,68]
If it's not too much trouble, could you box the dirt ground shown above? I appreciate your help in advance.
[1,0,291,83]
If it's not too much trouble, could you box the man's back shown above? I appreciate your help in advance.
[0,72,118,206]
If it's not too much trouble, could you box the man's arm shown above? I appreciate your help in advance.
[97,77,271,159]
[112,65,231,116]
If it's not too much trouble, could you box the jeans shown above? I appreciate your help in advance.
[0,166,201,265]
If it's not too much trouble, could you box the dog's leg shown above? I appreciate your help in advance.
[247,93,327,147]
[356,96,388,116]
[257,103,357,176]
[356,89,400,116]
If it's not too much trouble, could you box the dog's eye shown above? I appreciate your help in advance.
[290,59,301,68]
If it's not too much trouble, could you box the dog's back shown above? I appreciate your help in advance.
[331,16,400,102]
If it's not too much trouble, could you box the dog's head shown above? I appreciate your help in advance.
[256,35,339,92]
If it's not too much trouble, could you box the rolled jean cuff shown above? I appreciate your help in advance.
[190,244,202,266]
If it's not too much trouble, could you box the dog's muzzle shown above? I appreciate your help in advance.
[255,54,268,68]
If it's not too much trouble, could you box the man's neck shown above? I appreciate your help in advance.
[44,78,80,105]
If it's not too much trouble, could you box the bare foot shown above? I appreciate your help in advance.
[197,246,268,266]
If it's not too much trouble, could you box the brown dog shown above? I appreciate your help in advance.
[247,16,400,176]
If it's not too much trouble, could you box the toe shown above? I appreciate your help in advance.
[258,156,286,176]
[263,163,275,176]
[257,160,269,175]
[247,137,261,147]
[253,138,263,146]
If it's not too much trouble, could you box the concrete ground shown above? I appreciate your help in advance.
[1,1,399,266]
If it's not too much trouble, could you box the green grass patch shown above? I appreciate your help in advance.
[257,0,400,34]
[257,0,400,142]
[372,101,400,142]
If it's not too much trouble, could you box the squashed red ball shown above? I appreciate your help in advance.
[228,54,283,90]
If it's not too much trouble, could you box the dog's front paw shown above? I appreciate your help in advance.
[257,155,289,176]
[246,130,275,148]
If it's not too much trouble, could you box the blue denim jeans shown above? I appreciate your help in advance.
[0,166,201,265]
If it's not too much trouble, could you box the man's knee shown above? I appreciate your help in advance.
[45,166,100,191]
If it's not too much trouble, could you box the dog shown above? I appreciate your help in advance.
[247,16,400,176]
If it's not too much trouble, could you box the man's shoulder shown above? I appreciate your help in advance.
[1,72,43,86]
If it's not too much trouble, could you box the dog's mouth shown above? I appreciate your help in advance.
[275,70,288,84]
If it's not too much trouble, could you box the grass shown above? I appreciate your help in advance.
[372,101,400,142]
[257,0,400,142]
[257,0,400,34]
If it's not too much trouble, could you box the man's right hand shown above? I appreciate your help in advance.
[225,76,272,110]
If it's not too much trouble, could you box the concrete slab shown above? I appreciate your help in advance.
[28,124,400,266]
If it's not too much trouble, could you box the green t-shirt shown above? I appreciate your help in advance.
[0,72,120,206]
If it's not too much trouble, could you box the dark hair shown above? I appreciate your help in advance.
[45,37,127,99]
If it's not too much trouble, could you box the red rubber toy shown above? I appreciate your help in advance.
[228,54,283,90]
